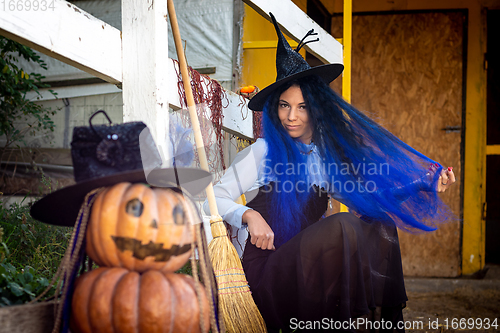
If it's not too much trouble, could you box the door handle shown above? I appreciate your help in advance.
[441,126,462,133]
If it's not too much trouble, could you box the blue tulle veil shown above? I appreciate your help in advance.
[261,75,453,247]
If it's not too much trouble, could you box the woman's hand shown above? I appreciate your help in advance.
[428,164,455,192]
[242,209,275,250]
[437,166,456,192]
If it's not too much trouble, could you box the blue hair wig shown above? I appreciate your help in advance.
[262,75,453,246]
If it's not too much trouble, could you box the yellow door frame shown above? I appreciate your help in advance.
[339,0,352,213]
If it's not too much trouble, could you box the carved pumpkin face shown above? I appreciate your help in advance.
[86,182,196,273]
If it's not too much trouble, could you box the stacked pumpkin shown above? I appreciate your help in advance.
[70,182,210,333]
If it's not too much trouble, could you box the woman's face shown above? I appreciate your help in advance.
[278,85,313,144]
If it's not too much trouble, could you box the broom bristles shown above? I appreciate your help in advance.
[209,218,267,333]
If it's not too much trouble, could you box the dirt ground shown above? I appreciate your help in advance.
[402,264,500,332]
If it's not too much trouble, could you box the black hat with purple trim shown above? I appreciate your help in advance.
[248,13,344,111]
[30,110,211,227]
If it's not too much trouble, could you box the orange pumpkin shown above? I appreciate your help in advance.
[240,85,255,93]
[86,182,196,272]
[70,267,210,333]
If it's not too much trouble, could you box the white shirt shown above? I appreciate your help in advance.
[203,138,345,256]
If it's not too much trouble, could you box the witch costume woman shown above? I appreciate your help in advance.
[204,13,455,333]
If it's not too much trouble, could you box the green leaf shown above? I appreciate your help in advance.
[23,284,35,296]
[1,297,12,306]
[0,242,9,257]
[8,282,24,297]
[5,263,16,274]
[17,273,25,285]
[37,277,49,288]
[23,272,33,283]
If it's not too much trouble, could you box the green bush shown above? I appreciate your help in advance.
[0,197,71,279]
[0,263,51,307]
[0,36,57,156]
[0,196,71,305]
[0,35,64,307]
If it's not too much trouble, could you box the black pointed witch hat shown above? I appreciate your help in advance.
[248,13,344,111]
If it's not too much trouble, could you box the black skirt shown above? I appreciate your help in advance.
[242,184,407,332]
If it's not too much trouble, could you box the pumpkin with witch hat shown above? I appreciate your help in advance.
[30,111,215,333]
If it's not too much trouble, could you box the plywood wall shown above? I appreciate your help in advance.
[331,11,464,277]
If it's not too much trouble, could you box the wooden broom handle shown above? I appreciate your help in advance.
[167,0,219,217]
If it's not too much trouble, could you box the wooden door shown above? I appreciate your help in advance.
[332,11,465,277]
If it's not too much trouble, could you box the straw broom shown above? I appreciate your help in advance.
[166,1,267,332]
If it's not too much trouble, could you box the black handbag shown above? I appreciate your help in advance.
[70,110,162,182]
